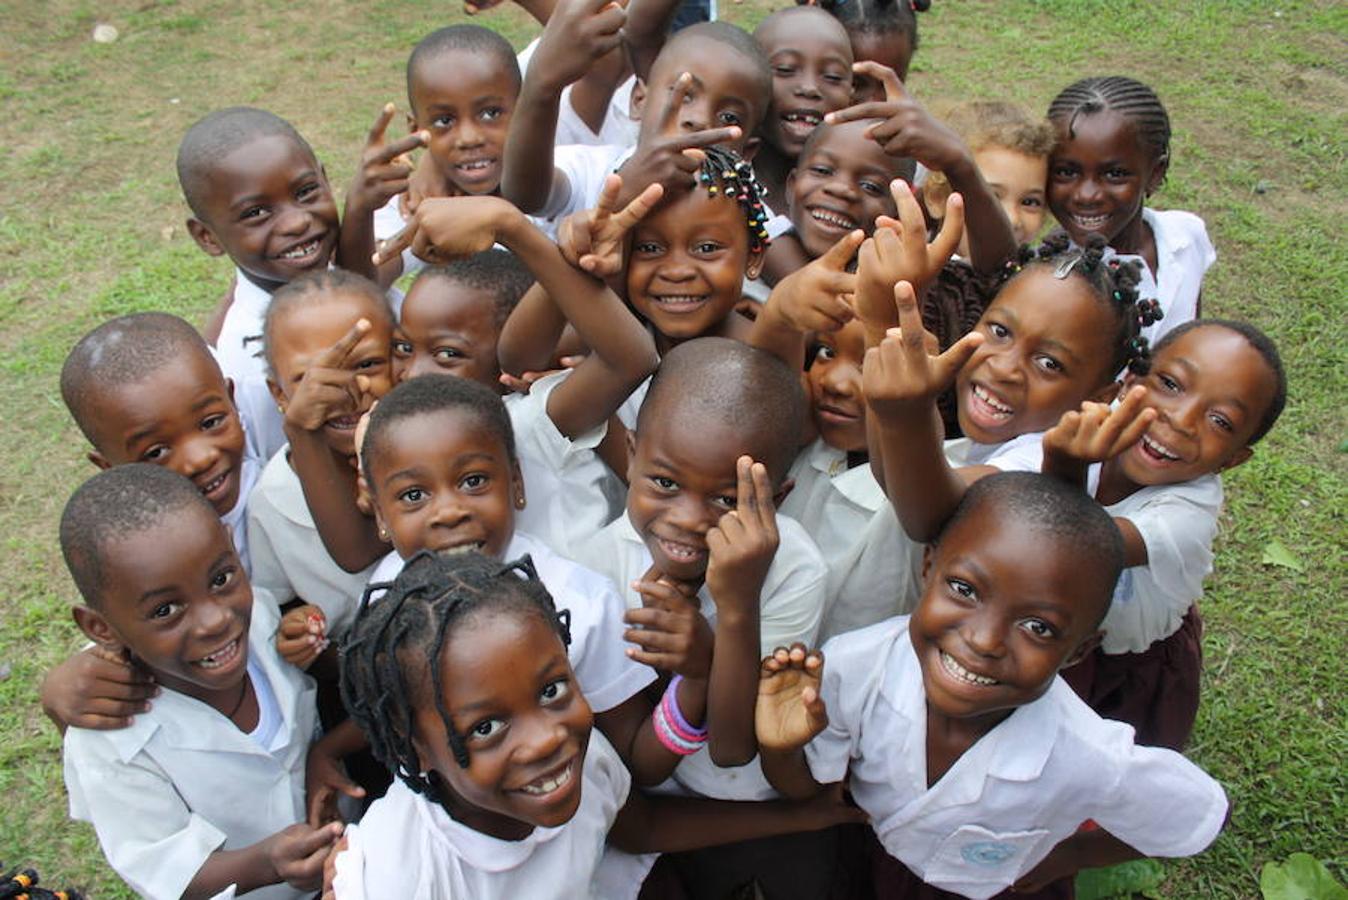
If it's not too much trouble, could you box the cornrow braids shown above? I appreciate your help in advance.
[1047,76,1172,168]
[697,145,771,254]
[340,551,571,800]
[819,0,928,43]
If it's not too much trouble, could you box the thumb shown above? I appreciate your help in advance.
[932,331,985,386]
[822,229,865,269]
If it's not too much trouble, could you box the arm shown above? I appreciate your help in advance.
[621,0,681,80]
[1012,829,1145,895]
[755,645,830,801]
[498,283,569,377]
[337,105,427,286]
[595,675,708,786]
[186,823,343,900]
[40,646,157,734]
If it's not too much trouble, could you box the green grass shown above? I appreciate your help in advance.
[0,1,1343,896]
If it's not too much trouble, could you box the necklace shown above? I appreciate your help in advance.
[225,677,252,721]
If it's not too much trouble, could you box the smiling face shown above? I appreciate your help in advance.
[1115,325,1275,486]
[267,290,394,459]
[369,407,522,562]
[956,268,1120,445]
[911,505,1106,728]
[627,188,762,345]
[977,146,1048,248]
[808,319,868,452]
[187,134,339,293]
[1048,110,1165,252]
[637,35,768,153]
[412,609,592,839]
[86,508,253,707]
[787,121,902,258]
[90,350,246,516]
[755,13,854,158]
[411,49,517,195]
[394,277,503,390]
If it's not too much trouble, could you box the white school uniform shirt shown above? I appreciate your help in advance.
[333,729,630,900]
[1084,467,1224,654]
[506,369,627,560]
[575,512,827,800]
[806,616,1228,899]
[246,446,379,641]
[943,431,1045,472]
[215,271,288,460]
[220,451,261,577]
[517,38,640,150]
[781,439,923,640]
[367,530,655,714]
[63,594,318,900]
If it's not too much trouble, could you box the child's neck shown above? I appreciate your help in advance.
[753,145,793,216]
[924,702,1011,788]
[437,788,536,841]
[155,668,259,732]
[1094,455,1147,507]
[1107,209,1159,276]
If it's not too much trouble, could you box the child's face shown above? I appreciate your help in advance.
[267,291,394,459]
[1116,326,1275,486]
[414,609,593,836]
[956,268,1119,445]
[394,277,502,390]
[81,510,253,706]
[410,50,516,195]
[787,121,901,259]
[976,146,1048,248]
[637,37,768,155]
[911,506,1105,725]
[756,19,854,158]
[848,31,914,102]
[89,351,247,517]
[807,319,867,452]
[187,134,339,292]
[370,408,522,561]
[627,189,763,343]
[1048,110,1165,248]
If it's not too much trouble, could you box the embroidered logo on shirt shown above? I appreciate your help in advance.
[960,840,1019,867]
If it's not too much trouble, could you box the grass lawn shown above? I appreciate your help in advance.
[1,0,1343,896]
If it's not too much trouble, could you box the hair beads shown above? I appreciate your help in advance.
[697,145,772,254]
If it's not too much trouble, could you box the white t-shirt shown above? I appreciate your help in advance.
[805,616,1228,900]
[63,594,318,900]
[1085,468,1224,654]
[517,38,640,150]
[1094,208,1215,345]
[367,530,655,714]
[333,729,631,900]
[575,512,827,800]
[220,452,261,577]
[539,143,633,236]
[944,431,1045,472]
[246,447,379,642]
[215,272,289,461]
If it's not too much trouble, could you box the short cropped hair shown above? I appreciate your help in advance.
[176,107,313,219]
[60,312,218,447]
[61,464,220,609]
[407,25,521,111]
[655,23,772,115]
[262,269,394,377]
[637,337,805,482]
[361,373,516,487]
[800,120,917,183]
[1152,318,1287,445]
[938,472,1124,625]
[411,249,535,329]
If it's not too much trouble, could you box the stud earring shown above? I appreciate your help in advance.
[378,526,389,541]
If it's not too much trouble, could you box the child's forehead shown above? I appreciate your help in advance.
[756,10,851,58]
[404,276,500,325]
[375,407,508,473]
[214,133,320,191]
[805,121,899,170]
[638,186,746,237]
[96,346,228,416]
[101,508,233,597]
[411,49,518,105]
[1156,326,1278,401]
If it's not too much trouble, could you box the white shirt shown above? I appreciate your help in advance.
[540,143,633,235]
[216,271,289,460]
[246,447,379,642]
[1085,468,1224,654]
[368,530,655,714]
[517,38,640,149]
[805,617,1228,899]
[506,369,627,560]
[575,513,827,800]
[944,431,1045,472]
[333,730,630,900]
[1094,208,1215,345]
[63,594,318,900]
[782,440,923,640]
[220,452,261,577]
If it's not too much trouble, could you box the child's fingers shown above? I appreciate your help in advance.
[824,100,897,127]
[612,181,666,231]
[371,130,428,166]
[932,328,987,388]
[669,125,743,152]
[631,578,689,610]
[820,229,865,270]
[890,281,928,355]
[889,179,927,244]
[854,60,906,102]
[83,696,153,720]
[734,454,757,519]
[365,102,397,148]
[929,192,965,264]
[749,460,778,534]
[373,222,416,265]
[592,172,622,219]
[625,647,686,670]
[658,72,695,133]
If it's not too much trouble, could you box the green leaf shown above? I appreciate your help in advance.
[1260,853,1348,900]
[1261,540,1306,573]
[1075,859,1165,900]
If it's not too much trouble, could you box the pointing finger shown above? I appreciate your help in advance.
[669,125,743,151]
[930,192,965,264]
[822,229,865,270]
[612,181,666,231]
[315,318,371,368]
[853,61,906,102]
[366,103,397,147]
[659,72,694,133]
[374,130,429,166]
[373,222,415,266]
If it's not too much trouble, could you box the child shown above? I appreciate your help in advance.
[755,472,1229,899]
[751,7,856,215]
[59,464,342,899]
[1043,319,1286,749]
[248,270,396,668]
[177,107,340,458]
[330,550,861,897]
[1047,75,1214,342]
[817,0,929,100]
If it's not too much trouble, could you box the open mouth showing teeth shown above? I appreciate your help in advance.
[198,470,231,496]
[196,638,241,670]
[436,542,486,557]
[652,295,708,309]
[518,760,574,796]
[1140,434,1180,462]
[1071,213,1111,231]
[782,111,822,128]
[940,650,998,686]
[658,537,707,564]
[456,159,495,172]
[326,415,361,431]
[278,238,321,260]
[972,384,1013,418]
[809,208,857,231]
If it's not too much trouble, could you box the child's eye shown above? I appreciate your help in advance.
[434,347,466,361]
[469,718,505,741]
[809,164,833,177]
[946,578,975,600]
[650,475,677,492]
[712,493,737,511]
[823,72,848,85]
[1021,196,1043,209]
[459,472,490,491]
[540,678,571,704]
[1020,618,1057,639]
[398,487,427,504]
[772,65,796,77]
[432,114,454,128]
[239,206,267,222]
[692,240,723,255]
[149,601,183,621]
[860,179,886,196]
[718,111,742,127]
[1034,354,1065,375]
[1209,412,1234,432]
[201,413,227,430]
[480,106,505,122]
[356,357,386,371]
[297,183,321,201]
[634,240,663,256]
[142,445,170,462]
[1156,372,1181,393]
[1050,164,1076,180]
[1106,167,1131,181]
[986,322,1010,340]
[814,344,836,362]
[392,339,413,357]
[210,567,237,590]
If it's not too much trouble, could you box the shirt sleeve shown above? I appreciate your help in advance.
[802,631,865,785]
[755,519,827,655]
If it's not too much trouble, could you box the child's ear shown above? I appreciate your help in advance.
[87,450,112,471]
[1216,446,1254,474]
[629,79,647,121]
[740,135,762,163]
[1061,629,1103,670]
[1145,153,1170,197]
[1089,380,1124,405]
[745,242,767,281]
[919,542,935,583]
[772,477,795,508]
[624,429,639,483]
[510,459,527,510]
[72,605,122,651]
[784,168,799,216]
[186,217,226,258]
[266,378,288,416]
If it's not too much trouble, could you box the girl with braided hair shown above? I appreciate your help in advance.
[1047,75,1215,343]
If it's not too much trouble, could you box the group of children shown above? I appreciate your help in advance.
[42,1,1290,897]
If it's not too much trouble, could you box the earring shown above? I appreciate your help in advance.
[515,495,526,509]
[378,526,389,541]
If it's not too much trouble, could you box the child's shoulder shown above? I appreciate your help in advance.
[821,615,913,683]
[1145,207,1215,257]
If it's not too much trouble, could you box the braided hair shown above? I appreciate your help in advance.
[1000,232,1159,375]
[340,551,571,800]
[1047,76,1172,170]
[818,0,929,45]
[696,145,772,254]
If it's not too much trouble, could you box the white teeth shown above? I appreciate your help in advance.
[520,763,573,795]
[199,472,227,495]
[973,384,1013,416]
[457,159,493,171]
[1073,214,1110,230]
[437,542,485,557]
[197,639,239,670]
[1141,435,1180,461]
[653,295,706,306]
[783,111,822,125]
[940,651,998,686]
[659,538,706,563]
[280,239,319,260]
[810,208,857,230]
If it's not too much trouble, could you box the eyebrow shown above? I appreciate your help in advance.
[382,452,499,487]
[1039,337,1082,366]
[451,654,569,717]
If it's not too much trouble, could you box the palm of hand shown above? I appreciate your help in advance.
[756,666,822,751]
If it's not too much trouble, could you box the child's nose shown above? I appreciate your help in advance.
[823,178,859,202]
[668,495,714,535]
[274,203,313,236]
[456,118,486,148]
[793,75,822,100]
[179,437,221,479]
[192,595,234,639]
[821,362,860,398]
[1076,175,1104,204]
[960,611,1007,659]
[984,348,1024,384]
[428,494,470,529]
[513,713,569,764]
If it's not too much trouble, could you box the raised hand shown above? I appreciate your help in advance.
[624,567,714,678]
[347,104,428,216]
[826,62,969,172]
[530,0,626,94]
[755,644,828,752]
[281,319,373,434]
[767,229,863,334]
[276,604,329,671]
[617,72,743,195]
[558,174,665,277]
[862,281,983,424]
[1043,385,1156,470]
[266,821,345,891]
[705,456,779,614]
[854,181,964,330]
[404,195,511,263]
